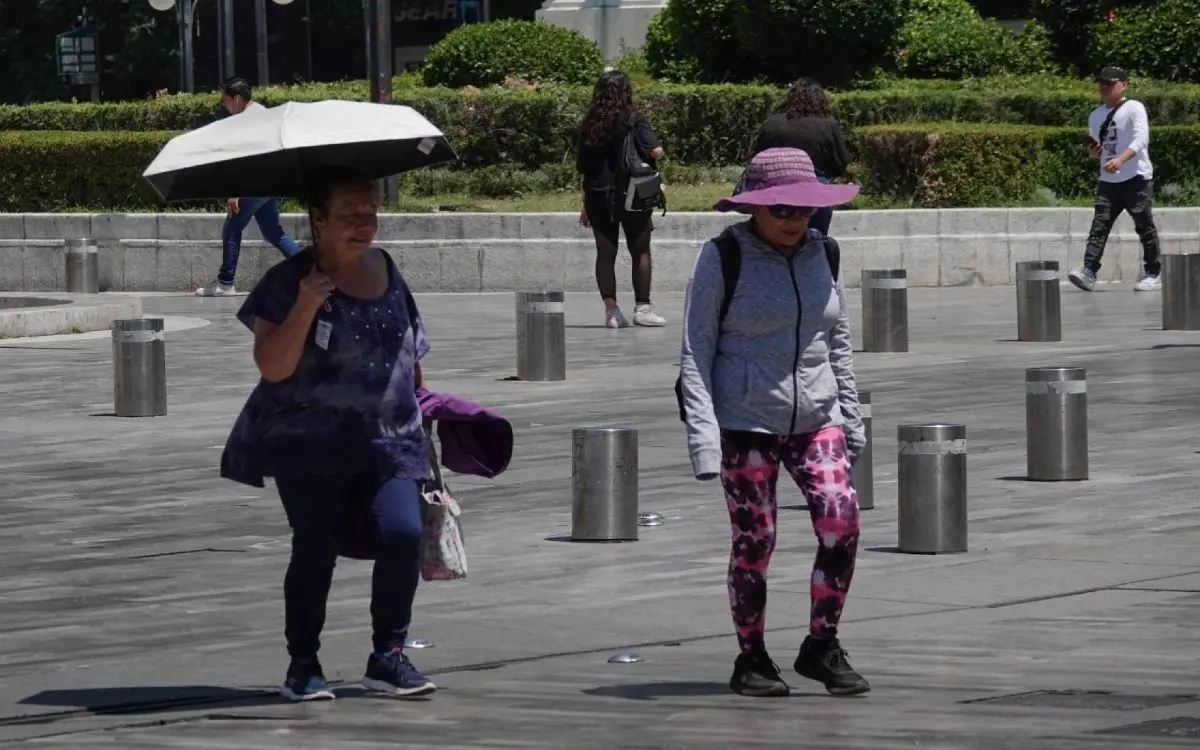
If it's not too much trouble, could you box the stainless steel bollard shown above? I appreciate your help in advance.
[571,427,638,541]
[861,269,908,352]
[65,238,99,294]
[1015,260,1061,342]
[1026,367,1087,481]
[852,390,874,510]
[897,424,967,554]
[515,290,566,381]
[112,318,167,417]
[1162,253,1200,331]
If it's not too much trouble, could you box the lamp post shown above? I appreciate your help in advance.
[149,0,293,93]
[364,0,395,205]
[258,0,296,86]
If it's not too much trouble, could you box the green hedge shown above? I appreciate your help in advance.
[8,125,1200,211]
[6,78,1200,169]
[853,123,1200,207]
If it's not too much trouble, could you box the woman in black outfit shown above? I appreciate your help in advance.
[751,77,851,236]
[576,70,667,329]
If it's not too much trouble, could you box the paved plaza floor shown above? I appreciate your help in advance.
[0,283,1197,748]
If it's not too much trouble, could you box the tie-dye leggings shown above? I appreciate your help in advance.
[720,426,861,653]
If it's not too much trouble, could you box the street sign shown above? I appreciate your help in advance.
[55,27,100,84]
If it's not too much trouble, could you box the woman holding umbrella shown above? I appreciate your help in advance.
[237,166,438,701]
[143,101,458,702]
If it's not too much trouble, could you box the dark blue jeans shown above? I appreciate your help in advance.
[275,473,423,658]
[219,197,301,286]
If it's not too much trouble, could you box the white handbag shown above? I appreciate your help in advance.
[419,426,467,581]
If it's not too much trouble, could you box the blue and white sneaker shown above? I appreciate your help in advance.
[362,649,437,697]
[280,659,335,702]
[1068,266,1097,292]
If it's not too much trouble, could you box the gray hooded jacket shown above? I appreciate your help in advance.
[679,221,865,478]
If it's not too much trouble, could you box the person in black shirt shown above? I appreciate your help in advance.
[750,78,851,236]
[575,70,667,329]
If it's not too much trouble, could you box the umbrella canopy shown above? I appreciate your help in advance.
[143,99,456,202]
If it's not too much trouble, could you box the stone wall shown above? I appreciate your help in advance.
[0,209,1196,294]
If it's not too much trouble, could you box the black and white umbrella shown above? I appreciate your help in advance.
[142,99,456,202]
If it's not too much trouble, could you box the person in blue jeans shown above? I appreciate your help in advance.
[196,78,301,297]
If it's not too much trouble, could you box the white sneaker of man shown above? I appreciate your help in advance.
[196,281,236,297]
[1133,273,1161,292]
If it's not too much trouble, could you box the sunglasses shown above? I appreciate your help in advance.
[767,205,816,220]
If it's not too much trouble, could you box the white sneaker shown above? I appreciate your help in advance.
[633,304,667,327]
[195,281,236,297]
[1133,273,1162,292]
[605,306,631,329]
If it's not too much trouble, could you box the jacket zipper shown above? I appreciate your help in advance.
[785,254,802,435]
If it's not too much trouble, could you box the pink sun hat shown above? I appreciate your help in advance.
[714,147,860,212]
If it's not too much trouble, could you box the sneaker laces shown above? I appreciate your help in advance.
[824,645,854,672]
[743,651,783,680]
[381,649,423,682]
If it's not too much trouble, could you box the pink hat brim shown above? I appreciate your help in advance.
[714,182,861,212]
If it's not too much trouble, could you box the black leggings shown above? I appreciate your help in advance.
[585,191,653,305]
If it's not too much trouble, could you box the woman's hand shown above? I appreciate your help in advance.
[297,267,334,310]
[579,205,590,228]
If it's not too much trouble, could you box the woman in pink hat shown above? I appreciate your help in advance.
[677,147,868,698]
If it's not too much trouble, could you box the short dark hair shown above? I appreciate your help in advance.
[221,77,253,101]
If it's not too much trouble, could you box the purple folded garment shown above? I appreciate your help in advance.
[417,387,513,479]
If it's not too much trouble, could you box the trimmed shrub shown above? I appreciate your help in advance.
[8,124,1200,211]
[898,0,1056,79]
[0,131,169,212]
[643,0,743,84]
[643,4,704,84]
[420,20,604,88]
[1091,0,1200,83]
[852,122,1200,206]
[730,0,907,87]
[1031,0,1109,76]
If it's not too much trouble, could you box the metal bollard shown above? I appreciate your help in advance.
[861,270,908,352]
[65,238,99,294]
[571,427,638,541]
[1162,253,1200,331]
[112,319,167,417]
[515,291,566,381]
[897,424,967,554]
[852,390,874,510]
[1025,367,1087,481]
[1015,260,1061,342]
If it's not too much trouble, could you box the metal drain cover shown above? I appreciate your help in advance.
[1097,717,1200,739]
[965,690,1198,711]
[638,512,664,527]
[607,652,644,664]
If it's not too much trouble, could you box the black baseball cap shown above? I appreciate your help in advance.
[1096,66,1128,84]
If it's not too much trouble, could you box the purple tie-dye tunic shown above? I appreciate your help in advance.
[234,250,430,480]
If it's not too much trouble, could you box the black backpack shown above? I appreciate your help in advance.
[673,234,841,423]
[617,118,666,215]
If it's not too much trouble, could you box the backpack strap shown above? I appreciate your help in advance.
[823,236,840,281]
[714,233,741,329]
[1098,99,1127,147]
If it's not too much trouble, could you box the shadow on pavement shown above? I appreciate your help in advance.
[582,681,740,701]
[15,685,283,719]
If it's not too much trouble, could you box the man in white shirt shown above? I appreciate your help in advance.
[196,77,301,297]
[1068,66,1161,293]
